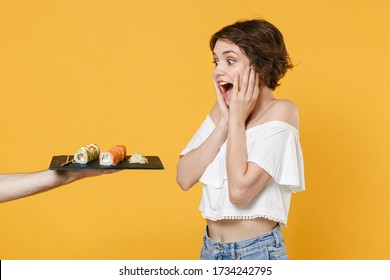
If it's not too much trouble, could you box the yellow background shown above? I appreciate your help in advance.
[1,0,389,259]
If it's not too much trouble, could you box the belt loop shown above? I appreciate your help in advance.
[272,225,280,247]
[230,243,236,259]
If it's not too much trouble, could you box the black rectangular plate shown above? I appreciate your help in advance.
[49,155,164,170]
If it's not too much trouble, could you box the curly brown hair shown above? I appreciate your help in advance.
[210,19,293,90]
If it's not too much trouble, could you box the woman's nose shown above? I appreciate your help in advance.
[213,64,225,76]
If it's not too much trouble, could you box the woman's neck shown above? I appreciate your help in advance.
[247,86,276,124]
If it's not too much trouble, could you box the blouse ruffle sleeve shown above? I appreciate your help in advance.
[247,122,305,192]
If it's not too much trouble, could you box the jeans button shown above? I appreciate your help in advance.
[214,245,223,251]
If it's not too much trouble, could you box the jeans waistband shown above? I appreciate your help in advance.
[203,224,283,256]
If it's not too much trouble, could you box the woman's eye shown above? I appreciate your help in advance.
[227,59,235,65]
[212,60,219,66]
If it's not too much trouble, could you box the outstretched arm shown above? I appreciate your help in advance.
[0,169,117,203]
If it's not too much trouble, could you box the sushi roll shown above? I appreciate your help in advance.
[74,144,100,164]
[99,145,127,166]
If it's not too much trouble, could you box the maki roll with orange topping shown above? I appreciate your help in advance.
[99,145,127,166]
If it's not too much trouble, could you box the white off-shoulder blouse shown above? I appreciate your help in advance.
[180,115,305,226]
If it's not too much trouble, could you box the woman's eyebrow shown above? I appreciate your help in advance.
[213,50,239,56]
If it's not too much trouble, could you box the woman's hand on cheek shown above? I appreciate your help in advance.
[229,66,260,125]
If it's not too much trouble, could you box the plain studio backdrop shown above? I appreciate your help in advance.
[1,0,389,259]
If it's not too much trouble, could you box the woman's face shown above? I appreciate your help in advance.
[212,39,251,106]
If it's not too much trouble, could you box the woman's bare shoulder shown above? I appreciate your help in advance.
[266,99,300,129]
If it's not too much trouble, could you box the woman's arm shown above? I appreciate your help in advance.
[177,75,232,191]
[227,122,272,205]
[227,103,299,205]
[226,67,275,205]
[226,68,299,204]
[0,169,117,203]
[176,103,228,191]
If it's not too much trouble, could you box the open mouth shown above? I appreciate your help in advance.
[219,81,233,95]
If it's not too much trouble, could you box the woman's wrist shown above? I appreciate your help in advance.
[228,117,246,129]
[216,120,229,136]
[217,118,228,128]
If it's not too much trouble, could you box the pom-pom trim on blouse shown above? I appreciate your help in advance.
[202,214,287,226]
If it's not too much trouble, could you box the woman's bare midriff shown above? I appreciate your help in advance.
[206,217,278,243]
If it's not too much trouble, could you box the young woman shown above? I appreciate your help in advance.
[177,19,305,260]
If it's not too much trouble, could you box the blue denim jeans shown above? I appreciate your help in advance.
[200,224,288,260]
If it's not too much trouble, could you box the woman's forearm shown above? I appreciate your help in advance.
[226,121,249,201]
[177,122,228,190]
[226,120,272,205]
